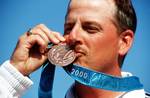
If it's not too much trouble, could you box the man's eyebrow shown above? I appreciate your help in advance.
[82,21,103,30]
[64,21,75,27]
[64,22,73,26]
[64,21,103,31]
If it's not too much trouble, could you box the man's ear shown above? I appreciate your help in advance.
[118,30,134,56]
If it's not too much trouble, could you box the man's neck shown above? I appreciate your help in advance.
[75,82,123,98]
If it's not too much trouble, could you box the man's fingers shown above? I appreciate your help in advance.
[26,24,66,52]
[47,32,60,44]
[36,24,65,44]
[27,34,47,53]
[30,28,49,44]
[53,32,66,42]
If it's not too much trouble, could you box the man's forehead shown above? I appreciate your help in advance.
[68,0,117,21]
[69,0,115,7]
[69,0,116,14]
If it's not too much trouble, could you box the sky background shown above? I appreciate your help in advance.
[0,0,150,98]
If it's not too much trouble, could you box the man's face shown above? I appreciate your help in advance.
[64,0,121,72]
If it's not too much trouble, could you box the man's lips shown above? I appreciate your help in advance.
[71,45,87,57]
[74,50,86,57]
[75,52,83,57]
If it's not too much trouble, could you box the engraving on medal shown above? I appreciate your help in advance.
[48,43,76,66]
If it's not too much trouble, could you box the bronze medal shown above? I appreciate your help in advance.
[48,43,76,66]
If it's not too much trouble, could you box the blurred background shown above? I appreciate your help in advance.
[0,0,150,98]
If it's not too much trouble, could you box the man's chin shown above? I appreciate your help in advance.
[73,57,87,67]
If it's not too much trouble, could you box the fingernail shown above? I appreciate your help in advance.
[54,39,60,44]
[61,37,66,41]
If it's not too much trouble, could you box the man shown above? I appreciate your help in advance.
[0,0,148,98]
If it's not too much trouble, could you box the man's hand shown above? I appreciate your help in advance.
[10,24,65,76]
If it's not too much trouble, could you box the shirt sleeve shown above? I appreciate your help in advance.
[0,60,33,98]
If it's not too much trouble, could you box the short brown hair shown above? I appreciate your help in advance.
[114,0,137,33]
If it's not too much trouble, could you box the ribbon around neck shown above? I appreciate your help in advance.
[63,64,143,92]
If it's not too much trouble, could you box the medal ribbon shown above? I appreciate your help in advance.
[63,64,143,92]
[38,61,55,98]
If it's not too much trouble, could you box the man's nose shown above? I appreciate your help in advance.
[66,24,82,46]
